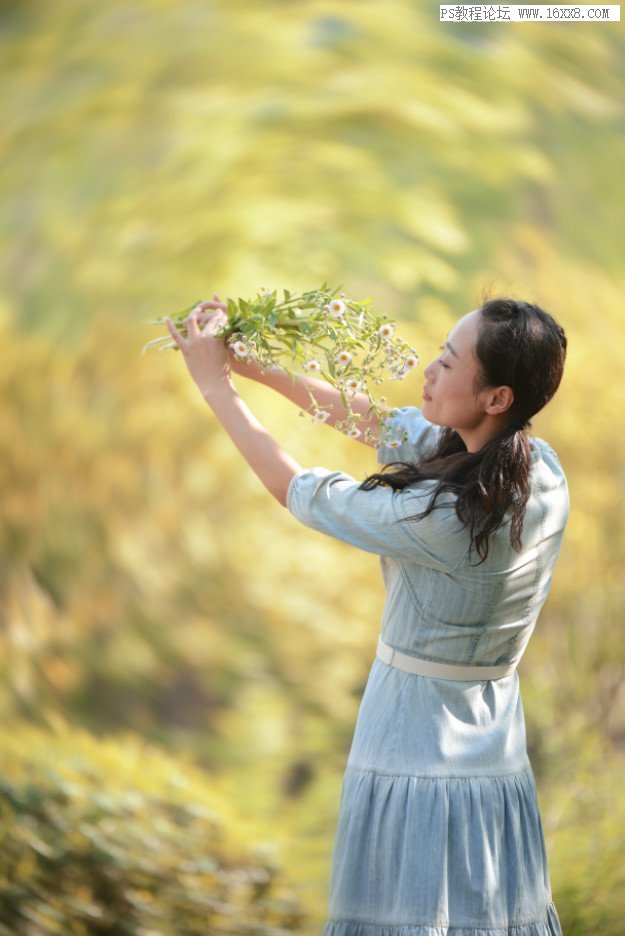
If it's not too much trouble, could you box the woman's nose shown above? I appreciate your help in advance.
[423,360,436,381]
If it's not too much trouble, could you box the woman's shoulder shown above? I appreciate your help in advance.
[379,405,435,441]
[377,406,442,466]
[528,435,567,481]
[527,435,570,527]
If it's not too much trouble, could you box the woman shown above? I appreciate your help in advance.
[166,295,568,935]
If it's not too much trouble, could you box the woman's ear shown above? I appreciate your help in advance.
[484,385,514,417]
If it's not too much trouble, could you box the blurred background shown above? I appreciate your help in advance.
[1,1,624,933]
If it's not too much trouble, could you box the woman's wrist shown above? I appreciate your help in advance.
[199,376,238,405]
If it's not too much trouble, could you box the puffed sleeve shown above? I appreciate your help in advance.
[377,406,442,466]
[286,467,469,571]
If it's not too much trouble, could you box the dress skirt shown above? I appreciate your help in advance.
[322,653,562,936]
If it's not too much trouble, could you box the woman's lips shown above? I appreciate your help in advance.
[423,388,432,402]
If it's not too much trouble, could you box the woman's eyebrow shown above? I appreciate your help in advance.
[444,340,460,359]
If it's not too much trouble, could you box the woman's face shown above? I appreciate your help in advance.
[421,309,503,446]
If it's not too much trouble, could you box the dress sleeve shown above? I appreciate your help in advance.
[376,405,443,466]
[286,466,468,571]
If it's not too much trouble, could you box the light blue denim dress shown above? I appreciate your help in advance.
[286,407,569,936]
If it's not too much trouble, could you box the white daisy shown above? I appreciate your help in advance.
[330,299,346,317]
[387,439,401,448]
[313,409,331,423]
[378,323,395,339]
[230,341,248,356]
[345,378,363,393]
[336,349,352,365]
[404,355,419,369]
[346,427,361,438]
[305,359,321,372]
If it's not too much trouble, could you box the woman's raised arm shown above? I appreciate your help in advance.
[236,359,381,446]
[166,306,301,507]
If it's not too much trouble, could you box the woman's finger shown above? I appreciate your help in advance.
[184,309,200,339]
[197,308,228,327]
[195,294,227,313]
[166,317,185,350]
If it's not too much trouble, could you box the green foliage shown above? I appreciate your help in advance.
[1,0,624,338]
[0,718,303,935]
[540,736,625,936]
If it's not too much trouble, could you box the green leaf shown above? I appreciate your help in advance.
[140,335,174,355]
[324,352,337,378]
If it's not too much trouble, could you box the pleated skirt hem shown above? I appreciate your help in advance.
[322,900,562,935]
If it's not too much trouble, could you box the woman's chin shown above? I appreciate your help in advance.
[421,402,445,427]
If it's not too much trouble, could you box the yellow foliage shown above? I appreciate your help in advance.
[0,718,304,934]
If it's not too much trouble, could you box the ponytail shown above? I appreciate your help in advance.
[359,423,532,564]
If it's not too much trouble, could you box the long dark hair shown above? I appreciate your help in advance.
[359,296,567,564]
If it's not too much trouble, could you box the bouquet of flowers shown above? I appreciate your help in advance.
[142,284,417,447]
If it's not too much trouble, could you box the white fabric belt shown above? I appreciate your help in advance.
[376,636,517,682]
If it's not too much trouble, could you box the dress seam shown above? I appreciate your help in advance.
[345,763,532,781]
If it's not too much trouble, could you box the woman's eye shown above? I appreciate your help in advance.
[438,346,450,369]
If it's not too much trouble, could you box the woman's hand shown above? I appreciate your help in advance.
[166,295,233,400]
